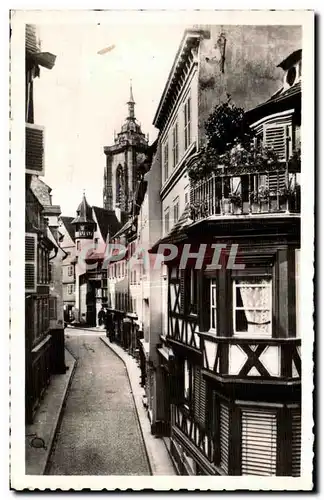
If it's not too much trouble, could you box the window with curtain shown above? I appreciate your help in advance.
[233,278,272,337]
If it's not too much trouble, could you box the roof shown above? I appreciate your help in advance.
[92,206,121,241]
[153,29,204,129]
[111,217,134,239]
[277,49,302,70]
[60,216,76,242]
[72,193,95,224]
[30,175,52,207]
[246,80,301,124]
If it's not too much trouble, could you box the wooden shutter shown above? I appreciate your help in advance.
[267,171,286,192]
[49,296,57,320]
[25,24,38,54]
[264,123,290,161]
[25,233,37,293]
[241,409,277,476]
[26,124,45,175]
[219,403,229,473]
[180,269,185,314]
[193,365,207,427]
[291,409,301,477]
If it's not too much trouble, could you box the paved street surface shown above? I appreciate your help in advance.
[47,330,150,475]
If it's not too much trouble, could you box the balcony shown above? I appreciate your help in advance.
[190,168,300,222]
[200,332,301,384]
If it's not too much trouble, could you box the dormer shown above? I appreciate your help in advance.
[278,49,302,92]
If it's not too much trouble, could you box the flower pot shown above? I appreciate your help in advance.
[251,202,259,213]
[222,199,231,215]
[231,203,242,215]
[260,201,269,213]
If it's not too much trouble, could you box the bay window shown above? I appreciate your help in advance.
[233,278,272,338]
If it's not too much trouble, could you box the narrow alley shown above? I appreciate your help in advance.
[47,330,150,476]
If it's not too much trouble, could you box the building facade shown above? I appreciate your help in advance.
[147,27,301,475]
[25,24,66,423]
[70,194,120,326]
[58,216,77,323]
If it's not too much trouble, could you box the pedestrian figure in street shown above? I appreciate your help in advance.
[98,306,106,328]
[105,309,115,342]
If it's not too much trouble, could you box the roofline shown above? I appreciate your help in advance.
[152,29,204,128]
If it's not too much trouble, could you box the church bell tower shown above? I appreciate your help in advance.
[103,84,148,222]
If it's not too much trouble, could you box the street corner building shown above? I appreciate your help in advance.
[25,24,66,424]
[104,26,302,476]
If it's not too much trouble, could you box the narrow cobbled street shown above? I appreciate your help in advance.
[47,330,150,475]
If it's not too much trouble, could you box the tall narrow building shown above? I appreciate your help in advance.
[103,85,148,221]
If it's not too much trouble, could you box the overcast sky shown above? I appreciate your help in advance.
[34,23,185,216]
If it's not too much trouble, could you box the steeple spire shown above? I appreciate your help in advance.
[127,80,135,119]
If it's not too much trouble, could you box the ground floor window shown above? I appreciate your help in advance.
[241,408,277,476]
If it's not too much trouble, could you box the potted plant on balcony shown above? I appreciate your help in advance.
[250,185,270,213]
[229,191,242,214]
[279,183,300,212]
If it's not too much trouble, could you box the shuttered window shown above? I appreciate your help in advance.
[25,233,37,293]
[25,124,45,175]
[291,409,301,477]
[241,409,277,476]
[267,171,286,192]
[180,269,185,314]
[193,365,207,427]
[49,296,57,320]
[219,403,229,473]
[264,123,291,161]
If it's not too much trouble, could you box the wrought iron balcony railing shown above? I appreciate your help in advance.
[199,332,301,383]
[190,168,300,222]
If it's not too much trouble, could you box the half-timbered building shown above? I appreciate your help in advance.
[148,28,301,475]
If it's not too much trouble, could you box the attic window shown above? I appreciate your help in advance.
[286,66,297,87]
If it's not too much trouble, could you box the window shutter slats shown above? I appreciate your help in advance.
[180,269,185,314]
[25,233,37,293]
[219,403,229,473]
[26,124,45,175]
[193,366,206,427]
[268,172,286,191]
[291,409,301,477]
[264,124,288,161]
[241,409,277,476]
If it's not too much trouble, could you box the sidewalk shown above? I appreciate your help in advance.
[25,349,77,475]
[100,336,176,476]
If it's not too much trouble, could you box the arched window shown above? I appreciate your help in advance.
[116,164,125,210]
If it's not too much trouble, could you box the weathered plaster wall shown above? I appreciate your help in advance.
[197,25,302,147]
